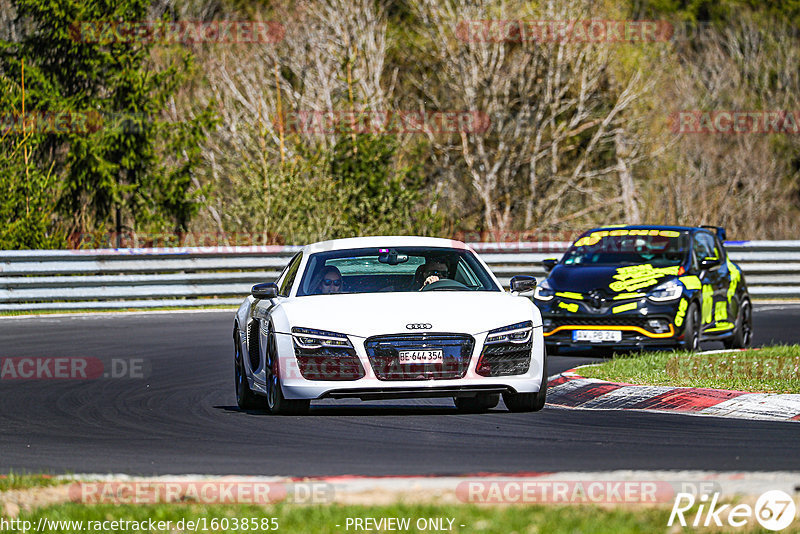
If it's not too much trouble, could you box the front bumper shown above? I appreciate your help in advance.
[538,297,685,350]
[254,330,546,400]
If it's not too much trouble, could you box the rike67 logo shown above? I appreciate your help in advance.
[669,490,797,531]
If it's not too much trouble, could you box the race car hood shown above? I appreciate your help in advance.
[277,291,540,338]
[548,264,682,295]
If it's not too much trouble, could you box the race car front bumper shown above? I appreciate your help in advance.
[538,298,686,350]
[251,331,547,400]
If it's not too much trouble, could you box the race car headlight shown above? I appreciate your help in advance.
[533,279,555,301]
[291,327,353,349]
[485,321,533,345]
[647,279,683,302]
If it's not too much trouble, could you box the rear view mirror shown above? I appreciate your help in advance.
[542,258,558,273]
[378,248,409,265]
[510,275,537,294]
[251,282,278,300]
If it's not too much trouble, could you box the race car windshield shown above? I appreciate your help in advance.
[561,230,690,267]
[297,247,500,295]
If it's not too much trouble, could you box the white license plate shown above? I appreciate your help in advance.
[398,349,444,364]
[572,330,622,343]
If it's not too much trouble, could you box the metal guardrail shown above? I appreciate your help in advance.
[1,241,799,311]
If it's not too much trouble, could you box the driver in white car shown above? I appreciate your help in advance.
[418,260,450,290]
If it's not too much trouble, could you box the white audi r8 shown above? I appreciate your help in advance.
[232,236,546,414]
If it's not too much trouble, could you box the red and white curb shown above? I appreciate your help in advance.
[546,368,800,422]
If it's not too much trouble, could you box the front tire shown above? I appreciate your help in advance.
[453,394,500,413]
[264,327,310,415]
[234,327,263,410]
[677,302,700,352]
[723,299,753,349]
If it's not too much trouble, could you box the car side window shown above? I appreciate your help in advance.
[278,253,302,297]
[694,232,717,261]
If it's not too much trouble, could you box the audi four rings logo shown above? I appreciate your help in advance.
[406,323,432,330]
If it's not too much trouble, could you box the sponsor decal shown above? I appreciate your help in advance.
[609,264,681,293]
[678,275,701,290]
[558,302,578,313]
[702,284,714,324]
[612,302,637,314]
[674,298,688,327]
[715,300,728,322]
[574,229,680,247]
[727,258,741,302]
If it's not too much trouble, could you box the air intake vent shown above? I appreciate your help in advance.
[476,341,532,377]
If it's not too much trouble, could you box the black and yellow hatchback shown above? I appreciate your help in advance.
[534,225,753,352]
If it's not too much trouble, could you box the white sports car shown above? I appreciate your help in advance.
[233,236,546,414]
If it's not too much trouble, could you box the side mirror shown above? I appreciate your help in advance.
[510,275,537,294]
[699,257,721,271]
[252,282,279,300]
[542,258,558,273]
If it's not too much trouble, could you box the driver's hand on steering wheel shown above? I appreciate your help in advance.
[421,275,440,289]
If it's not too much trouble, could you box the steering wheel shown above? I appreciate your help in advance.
[420,279,469,291]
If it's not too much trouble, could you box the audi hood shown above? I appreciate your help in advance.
[274,291,541,339]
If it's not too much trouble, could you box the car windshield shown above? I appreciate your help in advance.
[297,246,500,295]
[561,229,690,267]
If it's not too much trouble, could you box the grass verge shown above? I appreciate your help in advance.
[578,345,800,393]
[0,473,67,492]
[4,502,680,534]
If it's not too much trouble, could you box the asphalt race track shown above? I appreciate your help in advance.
[1,304,799,476]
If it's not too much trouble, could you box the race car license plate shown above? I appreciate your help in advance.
[398,349,444,364]
[572,330,622,343]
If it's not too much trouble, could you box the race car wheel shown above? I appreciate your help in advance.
[678,302,700,352]
[502,350,548,412]
[265,328,310,416]
[453,393,500,413]
[724,299,753,349]
[234,326,263,410]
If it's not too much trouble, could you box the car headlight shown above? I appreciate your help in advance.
[291,327,353,349]
[485,321,533,344]
[533,279,555,301]
[647,279,683,302]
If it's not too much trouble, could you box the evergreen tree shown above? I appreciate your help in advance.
[0,0,216,243]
